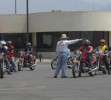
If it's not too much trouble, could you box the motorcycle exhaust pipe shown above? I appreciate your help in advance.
[88,67,99,73]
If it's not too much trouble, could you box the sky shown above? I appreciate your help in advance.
[0,0,111,14]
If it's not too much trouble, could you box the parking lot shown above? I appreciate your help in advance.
[0,63,111,100]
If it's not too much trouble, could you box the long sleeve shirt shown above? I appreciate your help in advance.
[56,39,82,55]
[80,45,93,61]
[98,45,108,53]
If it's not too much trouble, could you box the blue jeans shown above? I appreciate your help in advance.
[54,52,68,77]
[10,60,16,72]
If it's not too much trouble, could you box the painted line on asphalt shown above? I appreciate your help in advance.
[0,85,46,91]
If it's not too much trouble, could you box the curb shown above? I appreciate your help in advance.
[36,59,52,63]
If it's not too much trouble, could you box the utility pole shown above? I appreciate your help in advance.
[26,0,29,42]
[26,0,29,33]
[15,0,17,14]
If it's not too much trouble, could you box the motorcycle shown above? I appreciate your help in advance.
[18,51,36,71]
[95,51,110,74]
[71,51,81,78]
[72,52,98,77]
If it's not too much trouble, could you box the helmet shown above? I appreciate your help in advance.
[4,46,8,50]
[83,39,91,46]
[0,40,6,45]
[26,42,32,46]
[100,39,106,43]
[7,41,12,44]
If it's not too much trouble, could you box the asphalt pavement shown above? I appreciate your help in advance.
[0,63,111,100]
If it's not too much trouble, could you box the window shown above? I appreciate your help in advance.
[37,32,55,51]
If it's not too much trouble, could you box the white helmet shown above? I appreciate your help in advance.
[0,40,6,45]
[7,41,12,44]
[26,42,32,46]
[4,46,8,50]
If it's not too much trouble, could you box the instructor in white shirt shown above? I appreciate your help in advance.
[54,34,82,78]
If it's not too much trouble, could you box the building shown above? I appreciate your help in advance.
[0,11,111,58]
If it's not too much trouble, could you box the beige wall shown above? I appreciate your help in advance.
[29,12,111,32]
[0,12,111,33]
[0,14,27,33]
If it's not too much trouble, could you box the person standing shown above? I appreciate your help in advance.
[54,34,82,78]
[38,54,42,62]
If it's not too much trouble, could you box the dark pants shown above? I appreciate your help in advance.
[103,55,110,73]
[4,58,11,74]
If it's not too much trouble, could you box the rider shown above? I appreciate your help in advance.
[25,42,33,54]
[0,40,8,53]
[24,42,33,63]
[0,40,11,74]
[79,39,94,67]
[98,39,108,54]
[97,39,110,74]
[7,41,16,72]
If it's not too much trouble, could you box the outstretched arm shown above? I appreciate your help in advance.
[65,39,83,45]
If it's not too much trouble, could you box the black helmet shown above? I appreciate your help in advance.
[83,39,91,46]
